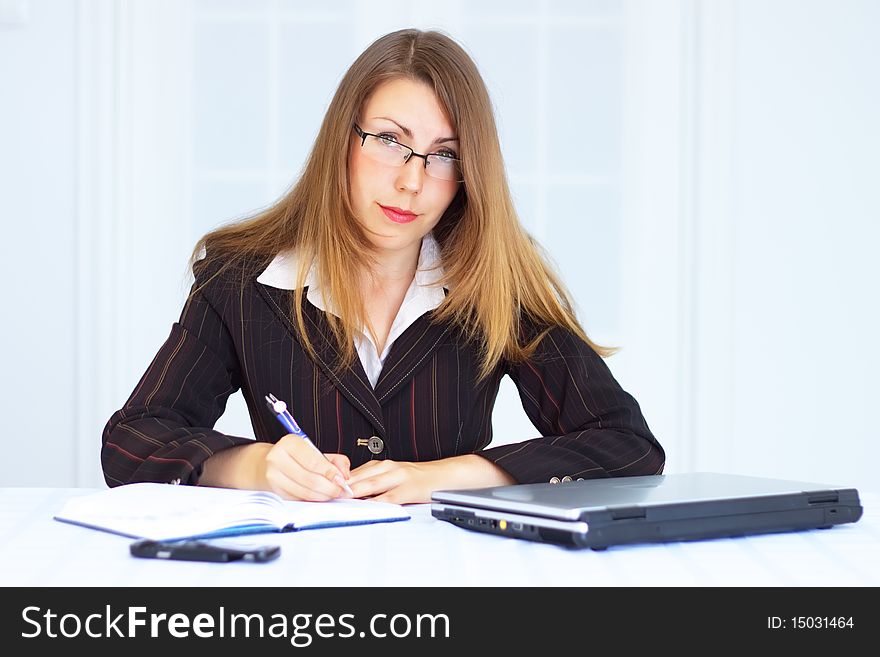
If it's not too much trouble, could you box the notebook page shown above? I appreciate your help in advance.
[53,483,283,540]
[280,497,410,529]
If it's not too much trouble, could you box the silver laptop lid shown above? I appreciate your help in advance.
[431,472,849,521]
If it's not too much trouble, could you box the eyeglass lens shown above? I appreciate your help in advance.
[359,133,462,182]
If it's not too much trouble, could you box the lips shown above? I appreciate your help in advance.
[379,204,419,224]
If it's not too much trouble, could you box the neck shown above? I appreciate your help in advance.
[363,240,421,288]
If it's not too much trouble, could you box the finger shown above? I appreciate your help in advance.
[323,455,354,497]
[279,438,350,487]
[277,435,335,470]
[348,459,382,476]
[266,446,346,500]
[326,454,351,479]
[347,460,395,485]
[265,467,337,502]
[300,442,350,485]
[348,469,404,499]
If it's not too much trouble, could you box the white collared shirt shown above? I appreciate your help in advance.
[256,233,447,388]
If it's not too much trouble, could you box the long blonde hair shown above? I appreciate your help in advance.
[191,28,614,382]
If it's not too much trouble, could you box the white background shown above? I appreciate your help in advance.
[1,0,877,492]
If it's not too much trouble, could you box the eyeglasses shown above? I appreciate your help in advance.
[353,124,464,183]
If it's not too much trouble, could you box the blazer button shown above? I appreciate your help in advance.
[367,436,384,454]
[561,476,572,483]
[549,477,561,484]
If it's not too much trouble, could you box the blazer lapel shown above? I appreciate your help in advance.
[255,282,387,439]
[373,312,454,403]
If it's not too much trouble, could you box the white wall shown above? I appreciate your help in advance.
[0,0,78,484]
[724,0,880,487]
[1,0,876,493]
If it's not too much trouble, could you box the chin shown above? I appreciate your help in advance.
[364,221,423,249]
[366,234,417,253]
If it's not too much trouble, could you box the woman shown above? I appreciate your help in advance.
[102,28,665,504]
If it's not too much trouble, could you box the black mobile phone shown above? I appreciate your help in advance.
[130,539,281,563]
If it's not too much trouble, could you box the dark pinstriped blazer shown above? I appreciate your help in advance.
[101,257,665,488]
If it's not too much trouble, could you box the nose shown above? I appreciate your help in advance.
[395,155,425,194]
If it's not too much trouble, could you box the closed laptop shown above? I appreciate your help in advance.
[430,472,863,550]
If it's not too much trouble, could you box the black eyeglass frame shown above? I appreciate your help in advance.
[353,124,464,182]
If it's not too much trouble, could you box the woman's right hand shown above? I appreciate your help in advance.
[250,436,352,501]
[201,438,351,501]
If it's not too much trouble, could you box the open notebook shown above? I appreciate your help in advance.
[54,483,410,541]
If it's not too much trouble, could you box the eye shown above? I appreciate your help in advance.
[433,150,458,162]
[377,132,401,146]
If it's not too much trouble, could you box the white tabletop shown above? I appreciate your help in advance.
[1,487,878,587]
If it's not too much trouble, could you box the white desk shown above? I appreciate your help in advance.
[0,488,877,587]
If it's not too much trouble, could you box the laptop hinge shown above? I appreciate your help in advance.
[807,492,839,504]
[611,506,647,520]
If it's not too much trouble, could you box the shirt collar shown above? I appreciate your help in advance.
[256,232,446,317]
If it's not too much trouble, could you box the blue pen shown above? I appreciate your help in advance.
[264,393,354,496]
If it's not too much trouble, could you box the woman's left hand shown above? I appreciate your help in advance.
[347,454,515,504]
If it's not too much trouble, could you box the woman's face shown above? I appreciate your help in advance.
[348,77,461,259]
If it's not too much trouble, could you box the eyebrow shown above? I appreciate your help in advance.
[370,116,458,144]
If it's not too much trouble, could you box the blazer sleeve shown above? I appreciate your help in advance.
[101,264,254,487]
[476,326,665,484]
